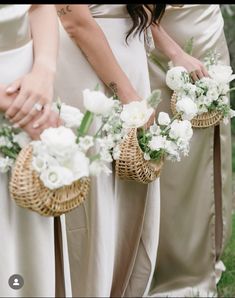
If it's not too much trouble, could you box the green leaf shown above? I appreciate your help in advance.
[146,89,162,109]
[94,83,100,91]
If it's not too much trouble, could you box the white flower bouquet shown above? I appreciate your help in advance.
[114,90,194,183]
[9,88,119,216]
[167,51,235,128]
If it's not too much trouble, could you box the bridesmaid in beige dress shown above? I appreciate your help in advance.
[147,4,232,297]
[0,5,71,296]
[54,4,166,297]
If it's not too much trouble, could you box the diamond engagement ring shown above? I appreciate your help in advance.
[33,103,43,112]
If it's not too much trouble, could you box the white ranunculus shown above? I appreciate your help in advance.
[40,126,77,158]
[89,159,112,176]
[13,131,31,148]
[158,112,171,126]
[40,166,74,190]
[59,103,84,128]
[176,96,198,120]
[32,156,48,173]
[78,136,94,152]
[83,89,114,116]
[0,156,14,173]
[31,141,47,156]
[166,66,189,91]
[208,64,235,84]
[69,151,90,180]
[120,100,153,128]
[169,119,193,141]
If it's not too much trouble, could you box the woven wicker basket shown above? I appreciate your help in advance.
[9,145,90,217]
[171,91,223,128]
[115,128,163,184]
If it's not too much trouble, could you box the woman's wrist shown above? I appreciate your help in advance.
[31,59,56,80]
[108,81,141,103]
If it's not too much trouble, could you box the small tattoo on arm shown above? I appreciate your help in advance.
[57,5,72,18]
[109,82,118,98]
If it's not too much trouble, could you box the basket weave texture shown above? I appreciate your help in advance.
[9,145,90,217]
[171,91,223,128]
[115,128,163,184]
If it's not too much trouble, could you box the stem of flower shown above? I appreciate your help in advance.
[77,111,94,139]
[90,153,100,162]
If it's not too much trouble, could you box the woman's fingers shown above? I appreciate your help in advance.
[15,103,43,128]
[5,79,21,94]
[5,93,28,120]
[32,103,52,128]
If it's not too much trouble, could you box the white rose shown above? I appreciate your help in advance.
[0,156,14,173]
[158,112,171,126]
[169,119,193,141]
[69,151,90,180]
[176,96,198,120]
[89,159,112,176]
[59,103,84,128]
[83,89,114,116]
[120,100,153,128]
[208,64,235,84]
[13,131,31,148]
[166,66,189,91]
[40,126,77,158]
[40,166,74,190]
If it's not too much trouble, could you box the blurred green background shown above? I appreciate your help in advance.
[218,5,235,297]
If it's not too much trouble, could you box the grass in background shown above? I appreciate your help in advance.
[217,214,235,297]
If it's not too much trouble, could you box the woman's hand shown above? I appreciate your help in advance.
[4,65,55,129]
[171,50,209,81]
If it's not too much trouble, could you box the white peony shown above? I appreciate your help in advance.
[40,126,77,158]
[40,166,74,190]
[0,156,14,173]
[166,66,189,91]
[59,103,84,128]
[13,131,31,148]
[83,89,114,116]
[89,159,112,176]
[158,112,171,126]
[120,100,153,128]
[208,64,235,84]
[176,96,198,120]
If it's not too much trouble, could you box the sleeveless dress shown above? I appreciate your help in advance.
[0,5,72,297]
[147,5,232,297]
[54,5,160,297]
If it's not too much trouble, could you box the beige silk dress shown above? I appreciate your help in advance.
[0,5,72,297]
[54,4,160,297]
[147,5,233,297]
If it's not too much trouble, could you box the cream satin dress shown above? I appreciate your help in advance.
[55,4,160,297]
[147,5,232,297]
[0,5,71,297]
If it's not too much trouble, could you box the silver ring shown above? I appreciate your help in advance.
[33,103,43,112]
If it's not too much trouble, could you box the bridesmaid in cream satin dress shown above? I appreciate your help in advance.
[147,5,232,297]
[55,4,163,297]
[0,5,71,296]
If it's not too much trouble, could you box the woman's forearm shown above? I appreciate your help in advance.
[56,4,140,103]
[29,5,59,76]
[151,23,183,60]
